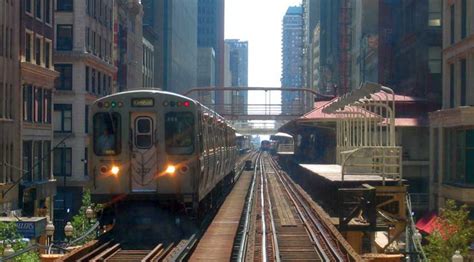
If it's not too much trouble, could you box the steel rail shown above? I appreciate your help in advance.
[236,152,260,261]
[268,157,348,261]
[259,156,268,262]
[261,156,281,262]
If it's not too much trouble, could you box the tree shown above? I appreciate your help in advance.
[0,221,40,261]
[425,200,474,261]
[70,189,103,245]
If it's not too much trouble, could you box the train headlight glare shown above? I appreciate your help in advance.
[166,165,176,174]
[111,166,120,175]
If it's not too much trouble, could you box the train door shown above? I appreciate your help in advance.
[130,113,158,192]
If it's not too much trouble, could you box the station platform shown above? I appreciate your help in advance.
[189,170,253,261]
[299,164,397,182]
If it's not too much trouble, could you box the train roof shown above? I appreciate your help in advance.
[271,132,293,138]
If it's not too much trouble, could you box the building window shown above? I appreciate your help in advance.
[450,4,455,44]
[97,71,102,95]
[34,87,43,123]
[44,40,52,68]
[53,104,72,133]
[43,141,51,180]
[444,129,474,185]
[84,147,88,176]
[45,0,52,24]
[23,85,33,122]
[55,64,73,90]
[428,47,441,74]
[35,36,43,66]
[56,25,73,51]
[44,90,52,123]
[25,0,33,14]
[85,66,90,92]
[450,63,455,108]
[56,0,73,11]
[461,59,467,106]
[36,0,43,20]
[428,0,441,27]
[33,141,43,181]
[23,141,33,182]
[102,73,107,95]
[53,147,72,176]
[91,69,96,93]
[86,28,90,52]
[25,32,33,62]
[461,0,467,39]
[85,105,89,133]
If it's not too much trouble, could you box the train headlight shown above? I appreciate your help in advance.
[111,165,120,175]
[166,165,176,174]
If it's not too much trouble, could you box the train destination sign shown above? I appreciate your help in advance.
[132,98,154,107]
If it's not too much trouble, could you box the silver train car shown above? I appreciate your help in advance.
[269,132,295,155]
[89,90,237,213]
[236,133,251,154]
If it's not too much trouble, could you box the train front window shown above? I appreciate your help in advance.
[93,112,121,156]
[165,112,194,154]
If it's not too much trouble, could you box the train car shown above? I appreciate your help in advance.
[260,140,271,151]
[236,133,251,154]
[89,90,237,215]
[269,132,294,155]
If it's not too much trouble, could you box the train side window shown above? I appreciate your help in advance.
[135,117,153,149]
[93,112,121,156]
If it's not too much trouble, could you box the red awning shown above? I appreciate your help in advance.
[416,212,441,234]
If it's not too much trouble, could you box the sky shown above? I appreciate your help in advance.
[225,0,302,106]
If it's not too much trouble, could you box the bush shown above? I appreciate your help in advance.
[425,200,474,261]
[0,221,40,261]
[70,189,103,245]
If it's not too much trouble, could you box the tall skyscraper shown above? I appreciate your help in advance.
[197,0,224,88]
[142,0,197,94]
[281,6,304,114]
[225,39,248,115]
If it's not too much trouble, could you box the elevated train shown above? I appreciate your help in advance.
[270,132,295,155]
[89,90,237,215]
[235,133,252,154]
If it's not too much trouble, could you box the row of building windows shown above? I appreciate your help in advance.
[22,140,51,183]
[53,146,89,177]
[85,66,112,96]
[23,85,52,124]
[25,31,53,69]
[25,0,53,25]
[0,82,14,120]
[86,0,113,30]
[86,27,112,62]
[0,25,13,59]
[448,55,473,108]
[0,142,14,184]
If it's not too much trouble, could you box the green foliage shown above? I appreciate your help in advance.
[425,200,474,261]
[0,221,40,261]
[70,189,103,245]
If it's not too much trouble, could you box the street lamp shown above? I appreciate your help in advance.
[45,220,55,253]
[86,206,94,222]
[452,250,463,262]
[64,222,74,244]
[3,244,14,257]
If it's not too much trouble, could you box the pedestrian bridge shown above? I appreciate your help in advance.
[184,87,331,134]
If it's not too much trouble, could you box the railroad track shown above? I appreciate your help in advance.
[238,152,361,261]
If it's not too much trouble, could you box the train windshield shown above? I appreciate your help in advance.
[93,112,121,156]
[165,112,194,154]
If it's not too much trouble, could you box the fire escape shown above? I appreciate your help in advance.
[338,0,352,94]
